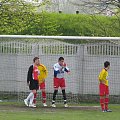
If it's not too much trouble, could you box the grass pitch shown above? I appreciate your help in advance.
[0,102,120,120]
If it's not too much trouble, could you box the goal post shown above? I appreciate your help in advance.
[0,35,120,104]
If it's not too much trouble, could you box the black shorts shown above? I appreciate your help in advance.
[29,80,39,90]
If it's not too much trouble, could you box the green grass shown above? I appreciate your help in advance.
[0,102,120,120]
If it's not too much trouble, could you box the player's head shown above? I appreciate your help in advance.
[33,57,40,65]
[58,57,64,66]
[104,61,110,70]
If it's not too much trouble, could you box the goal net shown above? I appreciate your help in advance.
[0,35,120,104]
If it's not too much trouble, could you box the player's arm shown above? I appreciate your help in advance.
[41,64,48,83]
[63,63,70,73]
[53,64,60,77]
[64,66,70,73]
[43,65,48,76]
[27,65,33,85]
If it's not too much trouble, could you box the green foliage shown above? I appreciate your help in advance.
[0,0,35,34]
[55,13,120,37]
[0,0,60,35]
[0,0,119,36]
[21,12,61,35]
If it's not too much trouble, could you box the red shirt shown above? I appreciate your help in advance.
[32,66,40,80]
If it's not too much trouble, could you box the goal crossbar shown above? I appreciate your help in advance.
[0,35,120,41]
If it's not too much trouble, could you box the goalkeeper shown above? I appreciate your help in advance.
[52,57,70,107]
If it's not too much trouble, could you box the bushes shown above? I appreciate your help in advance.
[0,12,120,36]
[20,13,61,35]
[55,13,120,36]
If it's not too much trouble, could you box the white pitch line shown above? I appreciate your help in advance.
[69,106,100,108]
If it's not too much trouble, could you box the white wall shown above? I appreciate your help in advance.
[0,42,120,95]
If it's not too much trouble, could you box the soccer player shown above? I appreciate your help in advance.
[33,63,48,107]
[24,57,40,108]
[52,57,70,107]
[98,61,112,112]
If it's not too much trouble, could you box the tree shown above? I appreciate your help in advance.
[67,0,120,37]
[0,0,35,34]
[68,0,120,15]
[0,0,60,35]
[22,12,61,35]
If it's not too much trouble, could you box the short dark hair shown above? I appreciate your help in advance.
[33,57,39,63]
[104,61,110,68]
[58,57,64,61]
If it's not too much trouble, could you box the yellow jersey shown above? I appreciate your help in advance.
[38,64,48,84]
[98,68,108,86]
